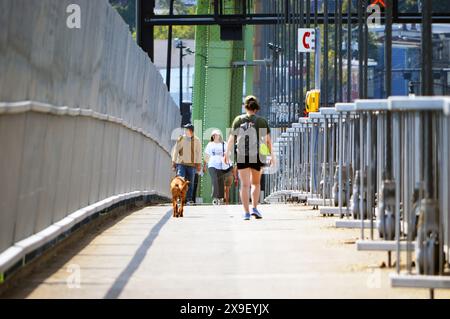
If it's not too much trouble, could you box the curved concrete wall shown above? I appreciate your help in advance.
[0,0,180,260]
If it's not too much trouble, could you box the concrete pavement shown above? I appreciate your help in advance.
[3,204,450,299]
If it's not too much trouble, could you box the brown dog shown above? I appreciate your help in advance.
[170,176,190,218]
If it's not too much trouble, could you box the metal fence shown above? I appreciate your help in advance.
[266,96,450,295]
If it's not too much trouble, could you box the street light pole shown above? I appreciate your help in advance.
[166,0,175,90]
[180,42,183,107]
[176,39,194,108]
[176,39,185,108]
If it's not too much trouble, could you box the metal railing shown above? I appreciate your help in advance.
[266,96,450,296]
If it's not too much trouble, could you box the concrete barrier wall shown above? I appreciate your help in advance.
[0,0,180,256]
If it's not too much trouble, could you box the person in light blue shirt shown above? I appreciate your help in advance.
[204,130,232,205]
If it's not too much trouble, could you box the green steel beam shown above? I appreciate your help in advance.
[192,0,248,204]
[244,25,255,97]
[192,0,208,128]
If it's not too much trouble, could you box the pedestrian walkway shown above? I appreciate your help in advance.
[4,205,449,299]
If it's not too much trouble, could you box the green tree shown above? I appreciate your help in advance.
[154,25,196,39]
[109,1,197,39]
[154,6,197,39]
[157,0,194,14]
[110,0,136,32]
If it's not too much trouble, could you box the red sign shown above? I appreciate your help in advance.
[371,0,385,8]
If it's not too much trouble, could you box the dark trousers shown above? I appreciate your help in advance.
[193,173,199,203]
[176,164,196,201]
[208,167,225,199]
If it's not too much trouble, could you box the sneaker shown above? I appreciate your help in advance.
[212,198,220,206]
[186,201,195,206]
[243,212,251,220]
[251,208,263,219]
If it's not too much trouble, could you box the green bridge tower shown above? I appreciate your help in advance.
[192,0,255,204]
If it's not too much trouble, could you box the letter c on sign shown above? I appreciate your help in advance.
[302,32,311,50]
